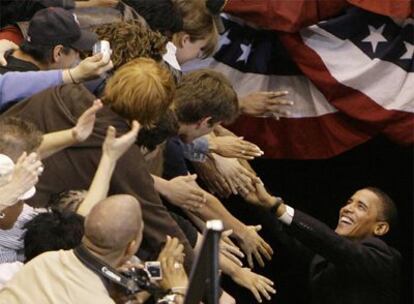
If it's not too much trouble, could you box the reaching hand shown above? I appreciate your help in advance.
[213,154,258,195]
[159,256,188,293]
[220,229,244,267]
[157,235,185,264]
[72,100,103,142]
[242,180,276,209]
[0,152,43,208]
[0,39,18,66]
[11,152,42,195]
[192,158,232,198]
[209,135,263,160]
[231,267,276,302]
[164,175,206,211]
[237,225,273,268]
[102,120,140,161]
[240,91,293,118]
[70,53,113,83]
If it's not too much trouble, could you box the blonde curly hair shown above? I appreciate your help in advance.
[94,20,168,70]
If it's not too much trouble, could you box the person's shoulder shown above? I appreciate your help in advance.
[0,53,39,73]
[361,237,401,260]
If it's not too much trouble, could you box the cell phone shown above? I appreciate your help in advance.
[144,261,162,280]
[92,40,111,62]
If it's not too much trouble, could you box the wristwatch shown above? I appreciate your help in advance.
[269,197,284,215]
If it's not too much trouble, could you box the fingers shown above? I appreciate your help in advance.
[184,174,197,181]
[15,152,28,166]
[222,229,233,238]
[251,286,262,303]
[88,52,103,62]
[260,240,274,259]
[130,120,140,133]
[105,125,116,142]
[223,243,245,260]
[123,120,140,141]
[0,57,6,66]
[253,249,265,268]
[246,252,254,269]
[256,284,271,302]
[265,90,289,98]
[212,177,232,198]
[89,99,104,113]
[253,225,262,232]
[222,249,243,267]
[261,279,276,295]
[226,177,238,195]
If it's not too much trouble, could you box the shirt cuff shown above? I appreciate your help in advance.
[278,205,295,225]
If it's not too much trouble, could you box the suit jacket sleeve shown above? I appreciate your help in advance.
[287,210,399,276]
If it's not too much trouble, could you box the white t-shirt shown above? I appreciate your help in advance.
[0,262,23,290]
[0,250,115,304]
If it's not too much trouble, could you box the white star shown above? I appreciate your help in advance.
[217,30,231,51]
[362,24,387,53]
[237,43,252,63]
[400,41,414,60]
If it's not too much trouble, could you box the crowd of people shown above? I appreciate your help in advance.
[0,1,403,303]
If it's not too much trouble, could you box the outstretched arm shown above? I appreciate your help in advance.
[38,100,103,159]
[188,184,273,268]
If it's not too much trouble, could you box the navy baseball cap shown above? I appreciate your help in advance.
[27,7,98,51]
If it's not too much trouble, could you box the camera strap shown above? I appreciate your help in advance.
[73,245,139,294]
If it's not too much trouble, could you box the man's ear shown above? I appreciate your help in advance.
[373,221,389,236]
[198,116,212,128]
[173,32,189,48]
[52,45,64,63]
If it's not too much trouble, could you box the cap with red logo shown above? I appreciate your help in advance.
[27,7,97,51]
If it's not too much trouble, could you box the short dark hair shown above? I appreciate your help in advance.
[0,117,43,162]
[137,109,179,151]
[124,0,183,36]
[19,41,72,64]
[365,187,399,232]
[174,69,239,125]
[23,210,84,262]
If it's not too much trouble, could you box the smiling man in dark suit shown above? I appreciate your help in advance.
[253,185,400,304]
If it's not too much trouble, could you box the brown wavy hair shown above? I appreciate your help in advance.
[94,20,168,70]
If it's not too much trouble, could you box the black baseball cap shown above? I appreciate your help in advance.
[27,7,97,51]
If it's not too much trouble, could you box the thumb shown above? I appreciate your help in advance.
[254,225,262,232]
[222,229,233,237]
[106,125,116,141]
[130,120,140,133]
[0,58,7,66]
[185,174,197,181]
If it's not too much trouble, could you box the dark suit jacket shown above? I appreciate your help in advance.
[2,84,194,271]
[270,210,401,304]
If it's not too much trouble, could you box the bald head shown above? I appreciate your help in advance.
[84,195,142,252]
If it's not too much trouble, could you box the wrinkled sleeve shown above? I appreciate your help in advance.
[0,70,62,110]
